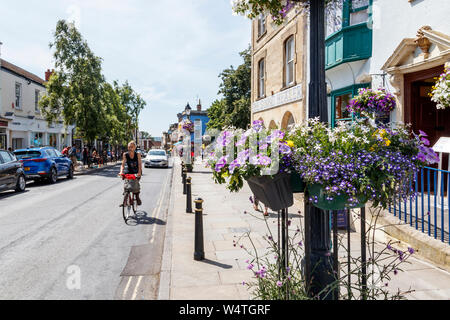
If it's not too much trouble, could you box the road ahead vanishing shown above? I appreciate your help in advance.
[0,163,172,300]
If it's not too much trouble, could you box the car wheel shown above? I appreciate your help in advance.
[67,166,74,179]
[15,175,26,192]
[48,167,57,184]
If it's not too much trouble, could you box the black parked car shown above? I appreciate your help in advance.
[0,149,26,193]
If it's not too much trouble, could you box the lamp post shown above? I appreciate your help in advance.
[299,0,337,300]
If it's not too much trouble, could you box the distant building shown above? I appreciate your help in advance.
[0,53,74,150]
[177,100,209,143]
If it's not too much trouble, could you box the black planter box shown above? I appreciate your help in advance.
[246,172,293,211]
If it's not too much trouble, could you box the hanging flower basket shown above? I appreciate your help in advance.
[346,88,396,119]
[246,172,293,211]
[430,68,450,110]
[290,172,305,193]
[307,184,367,211]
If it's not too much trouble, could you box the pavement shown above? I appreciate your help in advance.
[0,161,173,300]
[159,157,450,300]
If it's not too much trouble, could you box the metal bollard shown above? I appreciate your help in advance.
[194,198,205,261]
[186,177,192,213]
[182,169,187,195]
[181,162,185,178]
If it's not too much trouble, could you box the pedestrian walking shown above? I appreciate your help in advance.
[252,196,269,217]
[82,147,89,168]
[69,144,78,170]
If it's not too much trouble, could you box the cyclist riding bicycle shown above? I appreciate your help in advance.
[119,140,143,206]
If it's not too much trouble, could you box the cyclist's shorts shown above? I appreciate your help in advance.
[124,179,140,193]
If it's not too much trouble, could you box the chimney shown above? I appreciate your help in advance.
[45,69,54,81]
[197,99,202,111]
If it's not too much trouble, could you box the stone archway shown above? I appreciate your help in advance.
[281,111,295,130]
[269,120,278,129]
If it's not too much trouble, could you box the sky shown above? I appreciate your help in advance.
[0,0,251,137]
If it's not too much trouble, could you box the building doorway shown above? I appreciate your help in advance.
[405,65,450,167]
[0,129,6,150]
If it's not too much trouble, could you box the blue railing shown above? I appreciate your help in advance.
[389,166,450,244]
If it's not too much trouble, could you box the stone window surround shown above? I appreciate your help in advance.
[281,24,298,90]
[254,49,267,101]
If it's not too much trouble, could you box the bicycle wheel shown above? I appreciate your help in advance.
[122,192,132,222]
[131,193,137,214]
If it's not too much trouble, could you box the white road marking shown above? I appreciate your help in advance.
[150,173,170,244]
[122,276,133,299]
[131,276,143,300]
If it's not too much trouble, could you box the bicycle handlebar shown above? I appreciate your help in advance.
[119,173,138,180]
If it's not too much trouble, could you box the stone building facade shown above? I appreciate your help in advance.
[250,8,308,130]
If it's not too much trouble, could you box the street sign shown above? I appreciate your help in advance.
[432,137,450,154]
[331,210,348,230]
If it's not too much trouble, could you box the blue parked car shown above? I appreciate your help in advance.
[14,147,74,183]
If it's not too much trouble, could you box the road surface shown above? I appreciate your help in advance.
[0,163,172,300]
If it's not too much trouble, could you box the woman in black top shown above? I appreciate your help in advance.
[119,141,143,205]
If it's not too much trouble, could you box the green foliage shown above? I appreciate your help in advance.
[40,20,106,143]
[207,47,251,130]
[39,20,147,146]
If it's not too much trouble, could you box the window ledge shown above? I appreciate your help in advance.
[280,82,297,92]
[256,95,266,101]
[256,31,267,42]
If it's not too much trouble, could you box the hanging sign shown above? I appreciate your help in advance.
[432,137,450,154]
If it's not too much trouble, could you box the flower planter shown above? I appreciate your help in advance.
[307,184,367,211]
[246,172,293,211]
[290,172,305,193]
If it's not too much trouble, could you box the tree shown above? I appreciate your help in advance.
[115,81,146,142]
[40,20,106,144]
[207,46,251,130]
[140,131,151,139]
[101,82,130,147]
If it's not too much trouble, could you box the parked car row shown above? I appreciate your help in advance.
[0,147,74,194]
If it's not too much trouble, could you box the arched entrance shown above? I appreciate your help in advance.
[269,120,278,129]
[281,111,295,130]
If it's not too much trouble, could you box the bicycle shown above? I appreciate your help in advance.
[119,173,138,222]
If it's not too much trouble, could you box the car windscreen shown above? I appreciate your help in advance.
[14,151,42,160]
[149,151,166,156]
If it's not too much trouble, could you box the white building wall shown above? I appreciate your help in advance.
[0,67,74,150]
[370,0,450,90]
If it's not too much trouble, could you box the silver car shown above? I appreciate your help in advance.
[144,149,169,168]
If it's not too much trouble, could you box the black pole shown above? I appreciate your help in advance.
[194,198,205,261]
[361,207,367,300]
[304,0,336,300]
[186,177,192,213]
[182,169,187,195]
[347,209,352,300]
[333,210,339,300]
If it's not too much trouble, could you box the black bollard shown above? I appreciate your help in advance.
[194,198,205,261]
[186,177,192,213]
[182,169,187,195]
[181,162,185,178]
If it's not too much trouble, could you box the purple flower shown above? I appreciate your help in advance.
[214,156,227,172]
[247,264,254,270]
[419,130,428,137]
[408,247,415,254]
[276,281,283,287]
[249,196,254,204]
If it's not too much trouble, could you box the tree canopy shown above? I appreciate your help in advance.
[40,20,146,146]
[207,46,251,130]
